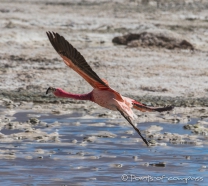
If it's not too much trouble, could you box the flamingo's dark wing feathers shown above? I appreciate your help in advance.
[46,31,108,88]
[117,108,149,146]
[133,101,174,112]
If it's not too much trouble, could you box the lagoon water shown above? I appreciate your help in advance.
[0,108,207,186]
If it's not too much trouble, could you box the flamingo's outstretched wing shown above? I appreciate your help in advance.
[117,108,149,146]
[133,101,174,112]
[46,31,108,89]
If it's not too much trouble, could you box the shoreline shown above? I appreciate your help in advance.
[0,90,207,107]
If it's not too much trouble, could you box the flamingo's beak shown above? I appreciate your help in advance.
[46,87,56,95]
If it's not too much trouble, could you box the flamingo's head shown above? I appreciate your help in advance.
[46,87,56,95]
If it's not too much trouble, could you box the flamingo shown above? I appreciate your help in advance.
[46,32,173,146]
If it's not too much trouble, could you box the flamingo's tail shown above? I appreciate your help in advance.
[132,101,174,113]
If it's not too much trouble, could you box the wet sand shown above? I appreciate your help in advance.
[0,0,208,185]
[0,0,208,100]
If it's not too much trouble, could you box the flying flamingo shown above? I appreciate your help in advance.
[46,32,173,146]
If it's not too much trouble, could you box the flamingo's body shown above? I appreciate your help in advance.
[46,32,173,146]
[54,85,137,120]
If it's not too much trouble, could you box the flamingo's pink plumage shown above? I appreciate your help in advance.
[46,31,174,146]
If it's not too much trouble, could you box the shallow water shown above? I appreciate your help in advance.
[0,108,208,186]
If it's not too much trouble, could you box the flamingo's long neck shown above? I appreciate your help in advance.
[54,88,93,101]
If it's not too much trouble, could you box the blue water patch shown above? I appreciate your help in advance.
[0,111,207,186]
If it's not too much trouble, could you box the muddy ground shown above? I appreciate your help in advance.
[0,0,208,185]
[0,0,208,104]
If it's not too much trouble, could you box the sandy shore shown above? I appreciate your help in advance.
[0,0,208,106]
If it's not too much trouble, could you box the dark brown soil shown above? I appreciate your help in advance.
[112,30,194,50]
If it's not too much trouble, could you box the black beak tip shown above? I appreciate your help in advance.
[46,87,50,95]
